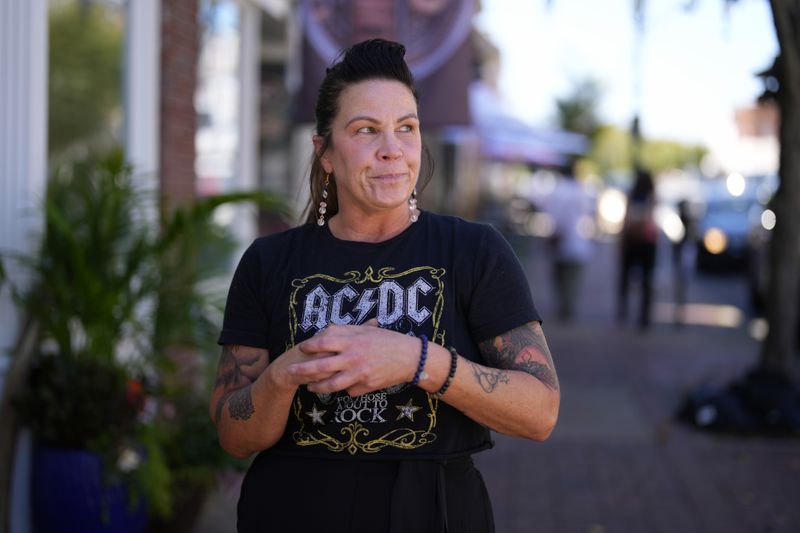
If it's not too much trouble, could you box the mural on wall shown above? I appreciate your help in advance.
[295,0,476,127]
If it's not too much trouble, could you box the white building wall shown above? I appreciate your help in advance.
[0,0,49,388]
[1,4,49,531]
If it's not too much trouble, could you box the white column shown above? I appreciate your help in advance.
[0,0,48,383]
[124,0,161,186]
[239,1,261,194]
[0,4,48,532]
[232,0,262,246]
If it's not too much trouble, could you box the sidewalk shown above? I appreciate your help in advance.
[474,238,800,533]
[477,322,800,533]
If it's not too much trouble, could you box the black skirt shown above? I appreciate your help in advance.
[237,453,495,533]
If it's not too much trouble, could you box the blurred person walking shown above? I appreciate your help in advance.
[546,166,595,322]
[672,199,695,325]
[617,169,658,329]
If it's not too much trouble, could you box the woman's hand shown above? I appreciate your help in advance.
[266,343,339,392]
[211,339,343,459]
[291,321,421,397]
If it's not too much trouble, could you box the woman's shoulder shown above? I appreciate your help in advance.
[242,223,319,267]
[422,213,510,258]
[251,222,316,249]
[423,211,499,239]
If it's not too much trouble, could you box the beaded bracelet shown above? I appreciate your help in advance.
[433,346,458,398]
[411,334,429,386]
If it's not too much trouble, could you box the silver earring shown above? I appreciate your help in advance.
[317,173,329,226]
[409,188,420,223]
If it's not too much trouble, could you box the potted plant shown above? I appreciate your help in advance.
[4,148,169,532]
[1,147,287,532]
[15,354,164,533]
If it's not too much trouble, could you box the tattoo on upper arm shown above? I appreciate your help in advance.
[469,362,509,393]
[213,345,268,424]
[478,322,559,392]
[215,345,267,388]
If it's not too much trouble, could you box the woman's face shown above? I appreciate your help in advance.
[318,79,421,219]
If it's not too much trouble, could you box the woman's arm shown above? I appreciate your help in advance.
[292,320,559,441]
[424,321,559,441]
[209,344,337,459]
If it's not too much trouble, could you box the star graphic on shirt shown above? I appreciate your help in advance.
[306,404,326,425]
[395,398,421,422]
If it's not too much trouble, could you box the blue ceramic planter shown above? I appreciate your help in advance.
[31,445,147,533]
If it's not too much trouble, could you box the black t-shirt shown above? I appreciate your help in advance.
[218,211,540,460]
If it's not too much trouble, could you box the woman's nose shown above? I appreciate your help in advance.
[378,133,402,160]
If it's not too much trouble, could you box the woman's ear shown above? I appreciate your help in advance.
[312,135,333,174]
[312,135,324,155]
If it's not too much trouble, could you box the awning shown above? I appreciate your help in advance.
[470,81,588,166]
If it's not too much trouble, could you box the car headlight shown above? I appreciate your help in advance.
[703,227,728,254]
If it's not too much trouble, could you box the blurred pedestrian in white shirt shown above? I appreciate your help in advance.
[545,164,595,322]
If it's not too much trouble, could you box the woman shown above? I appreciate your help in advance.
[617,169,658,329]
[210,39,559,533]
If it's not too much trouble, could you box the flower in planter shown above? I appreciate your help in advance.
[125,379,146,413]
[117,446,143,473]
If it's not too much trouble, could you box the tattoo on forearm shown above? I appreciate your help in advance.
[228,388,255,420]
[212,345,268,424]
[479,322,559,391]
[469,361,510,393]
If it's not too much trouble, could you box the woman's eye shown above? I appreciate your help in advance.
[398,124,414,133]
[356,126,375,134]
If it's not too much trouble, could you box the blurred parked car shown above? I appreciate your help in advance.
[695,197,754,271]
[695,174,775,272]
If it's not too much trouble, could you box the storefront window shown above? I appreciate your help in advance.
[47,0,125,161]
[196,0,241,195]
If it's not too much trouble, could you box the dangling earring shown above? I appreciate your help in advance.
[409,188,420,223]
[317,173,330,226]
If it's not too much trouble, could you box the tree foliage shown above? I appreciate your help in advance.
[579,125,706,177]
[554,77,604,138]
[640,137,707,175]
[554,77,706,178]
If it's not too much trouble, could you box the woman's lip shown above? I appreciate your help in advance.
[370,173,407,180]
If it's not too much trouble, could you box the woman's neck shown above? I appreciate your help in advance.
[327,207,414,243]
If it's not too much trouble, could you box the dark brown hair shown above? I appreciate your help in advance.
[304,38,433,224]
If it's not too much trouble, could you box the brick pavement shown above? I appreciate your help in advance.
[476,321,800,533]
[474,239,800,533]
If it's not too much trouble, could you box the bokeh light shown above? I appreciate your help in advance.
[703,227,728,254]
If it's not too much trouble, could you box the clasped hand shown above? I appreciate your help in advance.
[286,320,420,397]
